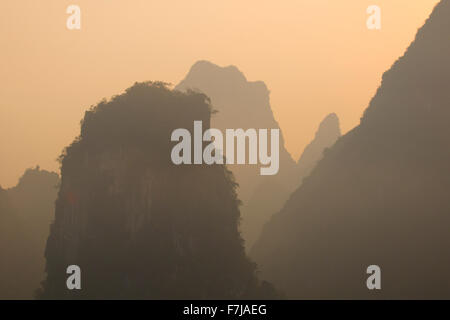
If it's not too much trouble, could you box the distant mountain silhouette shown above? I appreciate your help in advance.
[176,61,299,200]
[39,82,277,299]
[243,113,341,249]
[251,0,450,299]
[0,167,59,299]
[296,113,340,181]
[176,61,340,249]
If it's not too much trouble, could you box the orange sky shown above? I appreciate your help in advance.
[0,0,439,187]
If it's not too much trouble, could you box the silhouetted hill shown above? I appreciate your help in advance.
[176,62,341,250]
[243,113,341,249]
[8,167,59,226]
[176,61,299,201]
[0,167,59,299]
[296,113,340,181]
[39,82,277,299]
[251,0,450,299]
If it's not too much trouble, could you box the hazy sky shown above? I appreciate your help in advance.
[0,0,439,187]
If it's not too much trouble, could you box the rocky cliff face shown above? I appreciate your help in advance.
[40,82,276,299]
[251,0,450,299]
[0,167,59,299]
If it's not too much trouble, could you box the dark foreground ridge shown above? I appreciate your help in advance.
[251,0,450,299]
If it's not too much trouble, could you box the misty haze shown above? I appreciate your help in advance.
[1,0,450,305]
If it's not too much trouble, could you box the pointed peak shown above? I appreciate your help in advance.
[315,113,341,140]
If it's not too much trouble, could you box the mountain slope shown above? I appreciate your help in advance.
[243,113,341,249]
[0,167,59,299]
[251,0,450,299]
[176,62,340,250]
[296,113,340,181]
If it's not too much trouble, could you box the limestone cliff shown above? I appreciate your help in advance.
[40,82,277,299]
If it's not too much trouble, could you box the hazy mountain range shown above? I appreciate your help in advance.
[176,61,340,249]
